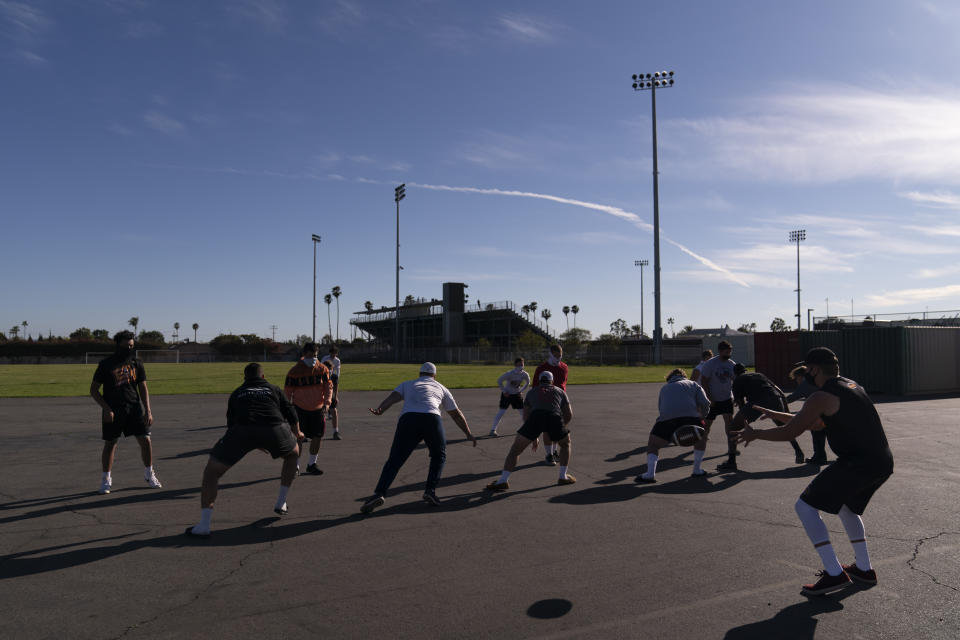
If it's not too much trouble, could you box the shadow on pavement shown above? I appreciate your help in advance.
[160,448,212,460]
[0,513,360,580]
[184,425,227,432]
[723,586,864,639]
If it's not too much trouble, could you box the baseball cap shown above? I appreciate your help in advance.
[419,362,437,375]
[796,347,838,367]
[733,363,746,375]
[539,370,554,383]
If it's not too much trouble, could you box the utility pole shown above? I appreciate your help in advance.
[311,234,321,341]
[634,259,648,338]
[394,184,405,362]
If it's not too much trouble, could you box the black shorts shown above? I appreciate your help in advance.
[734,395,787,425]
[210,424,298,467]
[651,417,705,442]
[800,460,892,515]
[296,406,326,439]
[499,393,523,410]
[102,405,149,440]
[517,410,569,443]
[707,399,734,420]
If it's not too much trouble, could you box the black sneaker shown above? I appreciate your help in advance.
[717,460,738,472]
[305,464,324,475]
[842,563,878,585]
[795,450,805,464]
[422,492,441,507]
[801,570,852,596]
[274,504,288,516]
[360,495,385,514]
[806,455,828,465]
[553,451,561,463]
[634,475,656,484]
[332,432,342,441]
[544,454,557,466]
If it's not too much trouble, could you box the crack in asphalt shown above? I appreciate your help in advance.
[907,531,960,593]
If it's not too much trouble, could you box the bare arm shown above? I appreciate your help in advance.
[138,381,153,426]
[447,408,477,447]
[562,403,573,425]
[369,391,403,415]
[734,392,835,445]
[90,380,113,422]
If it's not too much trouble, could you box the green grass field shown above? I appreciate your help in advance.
[0,362,687,398]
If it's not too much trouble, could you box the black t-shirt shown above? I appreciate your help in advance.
[732,372,783,407]
[819,377,894,473]
[227,378,299,429]
[93,354,147,410]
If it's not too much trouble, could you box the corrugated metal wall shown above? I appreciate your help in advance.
[754,332,802,388]
[904,327,960,394]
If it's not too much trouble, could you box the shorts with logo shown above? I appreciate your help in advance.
[210,423,298,467]
[296,406,326,439]
[499,393,523,410]
[102,405,149,440]
[707,399,734,420]
[651,416,705,442]
[800,459,892,515]
[517,410,569,443]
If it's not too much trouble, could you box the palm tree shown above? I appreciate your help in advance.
[667,317,675,338]
[21,320,28,339]
[9,325,19,339]
[521,304,530,321]
[173,322,180,341]
[323,293,333,342]
[128,317,139,335]
[331,286,342,342]
[571,305,579,328]
[562,306,570,331]
[192,323,199,342]
[529,302,538,325]
[541,308,552,335]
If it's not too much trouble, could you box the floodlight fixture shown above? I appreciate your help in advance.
[790,229,807,331]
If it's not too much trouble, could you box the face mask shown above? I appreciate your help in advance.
[804,370,818,386]
[303,357,318,368]
[515,366,524,372]
[118,346,134,358]
[548,353,561,366]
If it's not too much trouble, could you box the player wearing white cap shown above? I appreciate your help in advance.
[485,370,575,491]
[361,363,476,513]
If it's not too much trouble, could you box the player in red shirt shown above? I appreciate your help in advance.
[532,344,568,464]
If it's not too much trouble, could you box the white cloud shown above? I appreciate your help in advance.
[309,151,340,169]
[902,223,960,237]
[899,190,960,209]
[497,14,557,43]
[462,246,510,258]
[913,264,960,279]
[143,110,184,134]
[665,86,960,185]
[387,162,411,172]
[326,173,346,181]
[0,1,48,34]
[231,0,286,33]
[317,0,365,35]
[106,122,133,136]
[124,20,164,38]
[866,284,960,307]
[12,48,44,64]
[348,154,374,164]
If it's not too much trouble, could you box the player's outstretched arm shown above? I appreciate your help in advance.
[447,408,477,447]
[369,391,403,415]
[753,405,794,424]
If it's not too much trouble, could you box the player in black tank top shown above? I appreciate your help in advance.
[819,377,893,473]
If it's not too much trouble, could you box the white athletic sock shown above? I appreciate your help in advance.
[308,454,319,465]
[548,444,557,455]
[497,470,511,484]
[559,465,568,479]
[192,507,213,534]
[102,471,111,482]
[144,465,154,478]
[492,409,507,429]
[693,450,705,473]
[275,485,290,510]
[838,505,872,571]
[795,498,843,576]
[643,453,658,479]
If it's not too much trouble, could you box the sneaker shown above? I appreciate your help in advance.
[184,526,210,539]
[717,460,738,472]
[557,475,577,486]
[806,455,828,465]
[544,454,557,466]
[422,492,441,507]
[553,451,561,463]
[332,432,342,441]
[274,503,288,516]
[842,563,878,585]
[360,495,385,514]
[305,464,324,475]
[634,475,657,484]
[485,481,509,492]
[99,479,112,495]
[801,570,852,596]
[691,469,707,477]
[488,430,499,437]
[145,472,162,488]
[795,450,805,464]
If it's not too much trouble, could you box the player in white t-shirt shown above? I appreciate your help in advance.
[698,341,738,472]
[361,363,477,513]
[490,357,531,436]
[321,346,342,439]
[690,349,713,387]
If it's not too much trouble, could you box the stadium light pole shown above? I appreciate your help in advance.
[789,229,806,331]
[634,259,648,338]
[311,234,322,342]
[632,70,674,364]
[394,184,406,362]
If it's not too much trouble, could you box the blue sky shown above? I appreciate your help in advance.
[3,0,960,343]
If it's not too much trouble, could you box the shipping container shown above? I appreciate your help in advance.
[753,332,802,388]
[904,327,960,395]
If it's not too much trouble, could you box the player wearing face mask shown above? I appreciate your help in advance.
[490,358,531,436]
[284,342,332,475]
[532,344,569,464]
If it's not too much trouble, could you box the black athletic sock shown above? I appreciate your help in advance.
[790,439,803,454]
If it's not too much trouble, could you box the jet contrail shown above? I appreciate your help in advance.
[410,182,750,288]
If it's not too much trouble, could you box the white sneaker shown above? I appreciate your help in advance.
[99,479,112,494]
[145,472,162,488]
[489,430,498,437]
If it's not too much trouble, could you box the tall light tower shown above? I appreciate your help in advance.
[394,184,406,362]
[632,70,674,364]
[634,259,648,338]
[789,229,806,331]
[311,234,322,341]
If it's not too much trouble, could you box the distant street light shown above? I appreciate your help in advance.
[789,229,806,331]
[634,259,649,338]
[311,234,322,342]
[632,70,675,364]
[394,184,406,362]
